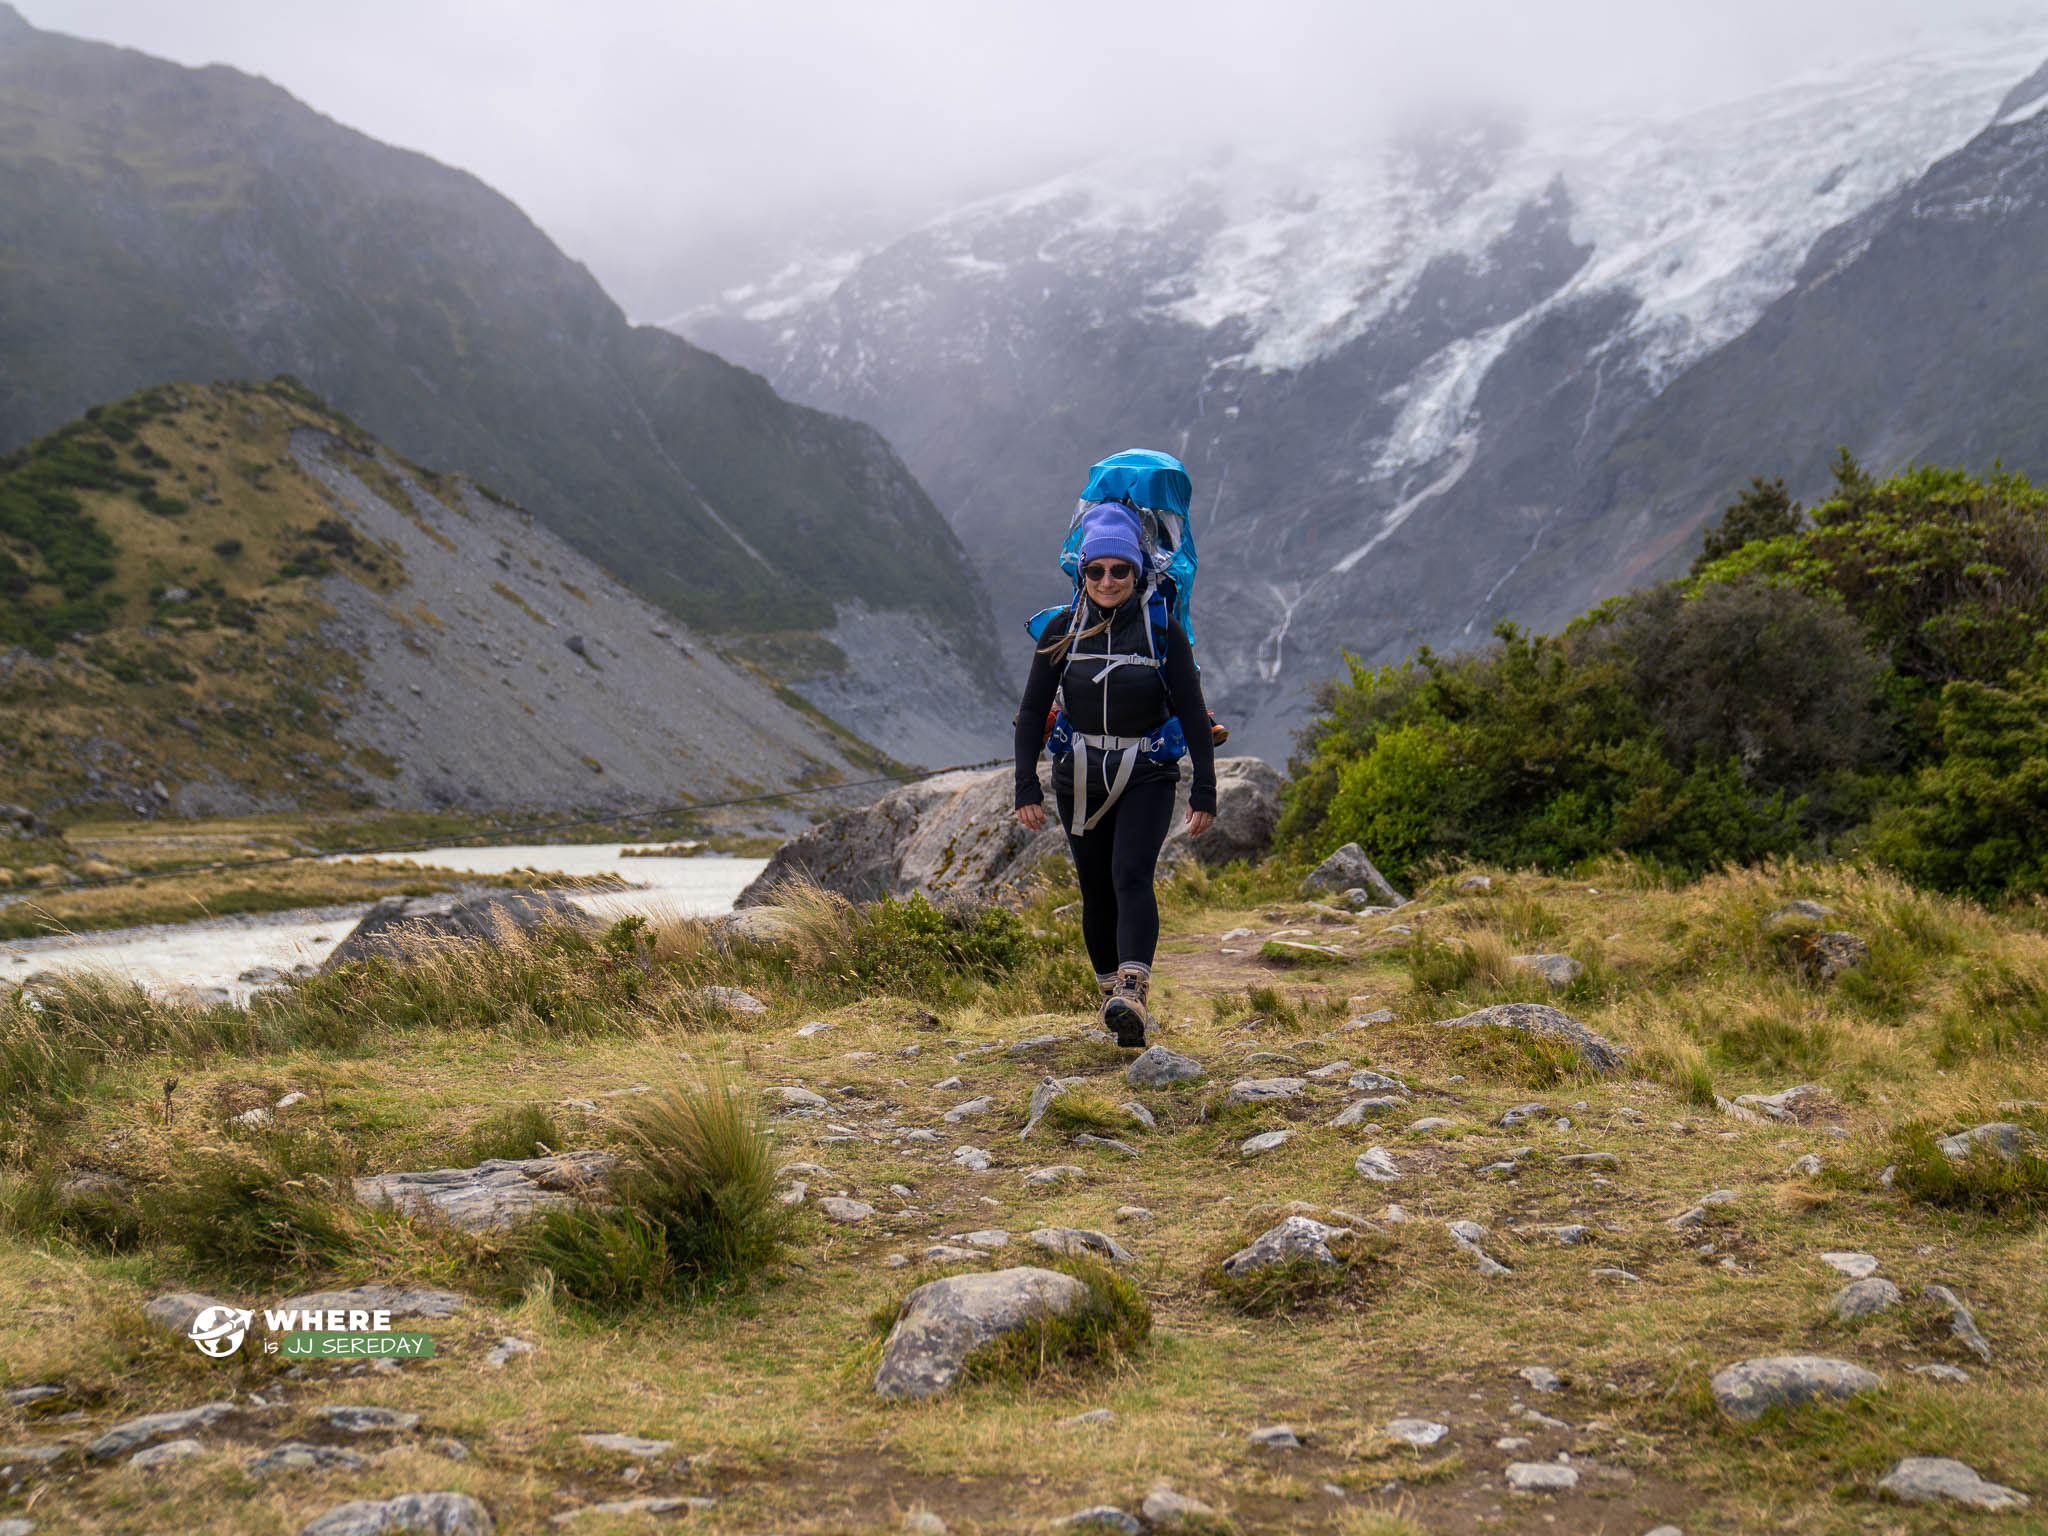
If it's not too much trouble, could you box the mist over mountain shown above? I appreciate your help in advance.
[0,3,1006,768]
[684,36,2048,760]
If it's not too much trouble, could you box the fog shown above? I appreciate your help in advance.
[19,0,2042,319]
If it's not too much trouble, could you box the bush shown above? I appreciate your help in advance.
[1886,1120,2048,1220]
[532,1075,791,1310]
[141,1128,359,1281]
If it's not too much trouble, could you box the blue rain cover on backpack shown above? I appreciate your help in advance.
[1024,449,1199,764]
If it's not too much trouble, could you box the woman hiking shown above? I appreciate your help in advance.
[1014,497,1215,1048]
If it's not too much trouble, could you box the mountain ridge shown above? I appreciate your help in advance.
[0,6,1008,764]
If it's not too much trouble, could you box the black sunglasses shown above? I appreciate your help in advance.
[1081,561,1135,582]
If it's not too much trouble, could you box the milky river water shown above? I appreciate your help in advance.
[0,847,767,1004]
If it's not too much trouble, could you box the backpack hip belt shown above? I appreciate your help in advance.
[1069,730,1149,835]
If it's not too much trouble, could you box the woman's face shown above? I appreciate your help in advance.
[1082,557,1137,607]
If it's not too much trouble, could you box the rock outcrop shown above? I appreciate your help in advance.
[739,757,1283,906]
[323,891,597,971]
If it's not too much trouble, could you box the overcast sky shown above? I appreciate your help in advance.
[18,1,2044,319]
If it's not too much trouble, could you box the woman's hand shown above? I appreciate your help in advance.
[1017,803,1047,832]
[1186,809,1214,836]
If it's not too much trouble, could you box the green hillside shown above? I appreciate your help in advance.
[0,5,1002,690]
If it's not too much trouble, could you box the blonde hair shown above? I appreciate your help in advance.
[1037,600,1114,665]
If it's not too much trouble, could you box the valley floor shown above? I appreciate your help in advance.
[1,852,2042,1534]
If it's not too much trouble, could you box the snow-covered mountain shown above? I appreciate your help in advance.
[683,35,2048,760]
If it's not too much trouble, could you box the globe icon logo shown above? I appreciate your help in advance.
[187,1305,252,1358]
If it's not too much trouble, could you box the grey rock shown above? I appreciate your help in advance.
[87,1401,235,1460]
[1029,1227,1135,1264]
[353,1151,616,1233]
[1511,953,1583,988]
[1786,1153,1823,1177]
[1514,1223,1592,1245]
[1458,874,1492,891]
[1431,1002,1625,1074]
[299,1491,493,1535]
[1384,1417,1448,1446]
[1497,1102,1547,1129]
[1009,1034,1062,1054]
[1792,930,1869,982]
[312,1406,420,1434]
[1347,1069,1406,1093]
[1224,1076,1307,1106]
[819,1197,874,1223]
[1592,1267,1641,1282]
[1073,1133,1139,1156]
[1408,1116,1454,1132]
[1058,1408,1115,1428]
[1879,1457,2030,1511]
[550,1499,716,1526]
[690,985,768,1015]
[933,1075,964,1090]
[248,1441,369,1476]
[1735,1084,1824,1121]
[1126,1046,1205,1086]
[1056,1507,1140,1534]
[1936,1122,2034,1160]
[1764,899,1833,932]
[1505,1463,1579,1491]
[1922,1283,1994,1362]
[129,1437,203,1469]
[873,1267,1091,1398]
[776,1180,808,1206]
[1241,1129,1292,1157]
[1164,757,1286,866]
[766,1086,829,1110]
[1355,1146,1400,1182]
[1710,1356,1882,1421]
[705,905,798,949]
[1556,1152,1619,1168]
[1249,1424,1300,1447]
[4,1385,62,1407]
[1447,1220,1512,1277]
[1829,1278,1901,1320]
[1023,1076,1086,1137]
[1119,1101,1157,1128]
[943,1096,993,1123]
[1907,1362,1972,1383]
[1518,1366,1564,1392]
[323,890,595,972]
[1115,1205,1154,1222]
[141,1291,233,1339]
[1139,1487,1216,1526]
[958,1229,1011,1248]
[951,1146,992,1171]
[275,1091,310,1109]
[1301,843,1405,905]
[1331,1096,1405,1125]
[923,1244,986,1264]
[901,1515,948,1535]
[1304,1059,1353,1079]
[1220,1215,1354,1275]
[483,1337,537,1369]
[578,1432,673,1457]
[1023,1165,1084,1186]
[795,1019,835,1036]
[279,1284,468,1319]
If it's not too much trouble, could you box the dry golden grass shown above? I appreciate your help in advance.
[0,862,2042,1533]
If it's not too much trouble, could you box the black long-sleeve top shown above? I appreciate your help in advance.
[1012,595,1217,815]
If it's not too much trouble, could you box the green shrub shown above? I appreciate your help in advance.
[1204,1227,1390,1316]
[1441,1023,1591,1088]
[524,1205,672,1309]
[1886,1120,2048,1219]
[620,1075,790,1292]
[141,1128,359,1281]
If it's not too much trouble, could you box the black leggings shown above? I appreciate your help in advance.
[1055,772,1177,976]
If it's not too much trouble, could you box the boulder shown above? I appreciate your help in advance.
[1829,1278,1901,1320]
[1028,1227,1135,1264]
[299,1492,493,1536]
[1223,1077,1307,1107]
[1879,1458,2030,1511]
[1710,1356,1882,1421]
[739,758,1285,907]
[1300,843,1405,905]
[323,890,595,971]
[88,1402,236,1460]
[873,1267,1091,1398]
[1219,1215,1354,1275]
[1921,1283,1994,1362]
[1511,953,1582,988]
[1763,899,1832,933]
[1790,930,1870,982]
[1936,1122,2034,1160]
[1430,1002,1625,1074]
[1126,1046,1204,1086]
[352,1152,616,1233]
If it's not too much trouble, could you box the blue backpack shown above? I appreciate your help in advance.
[1025,449,1208,770]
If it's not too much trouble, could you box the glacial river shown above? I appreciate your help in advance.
[0,846,767,1004]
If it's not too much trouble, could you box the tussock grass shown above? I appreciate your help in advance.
[1038,1090,1143,1138]
[1884,1118,2048,1220]
[138,1124,361,1282]
[522,1073,791,1310]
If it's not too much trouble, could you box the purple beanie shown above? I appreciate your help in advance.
[1076,501,1144,569]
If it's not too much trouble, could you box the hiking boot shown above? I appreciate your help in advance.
[1102,965,1151,1048]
